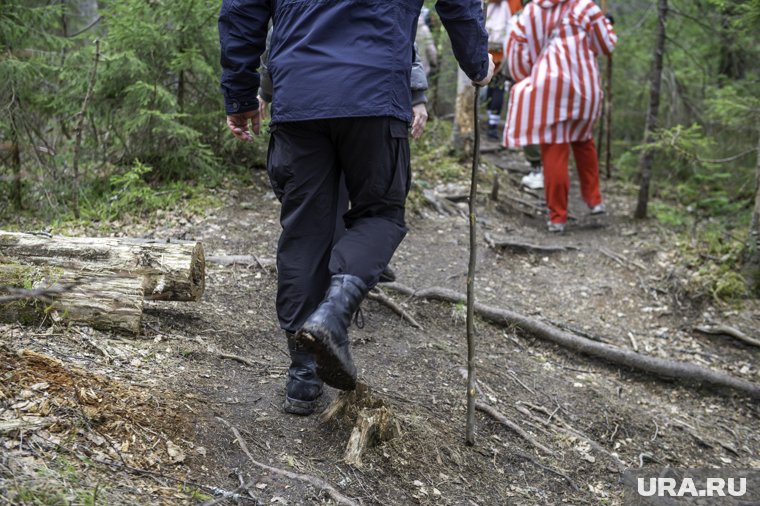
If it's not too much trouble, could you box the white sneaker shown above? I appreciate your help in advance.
[521,170,544,190]
[546,221,565,233]
[590,203,606,215]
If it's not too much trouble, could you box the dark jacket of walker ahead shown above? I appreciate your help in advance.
[219,0,490,124]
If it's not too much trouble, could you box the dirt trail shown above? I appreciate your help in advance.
[2,146,760,505]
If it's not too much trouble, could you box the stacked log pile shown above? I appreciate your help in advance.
[0,231,205,334]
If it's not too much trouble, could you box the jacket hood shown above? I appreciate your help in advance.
[536,0,569,8]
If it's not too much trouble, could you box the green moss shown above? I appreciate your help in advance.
[713,270,748,301]
[676,222,750,304]
[0,264,66,325]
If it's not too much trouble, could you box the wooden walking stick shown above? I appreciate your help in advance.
[601,0,613,178]
[465,85,481,446]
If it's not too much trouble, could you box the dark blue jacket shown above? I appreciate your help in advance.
[219,0,489,125]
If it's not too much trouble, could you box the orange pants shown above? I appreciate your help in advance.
[540,139,603,224]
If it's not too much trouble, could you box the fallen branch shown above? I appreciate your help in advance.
[695,324,760,348]
[217,352,262,368]
[505,194,546,212]
[498,195,545,219]
[484,233,579,254]
[476,401,554,455]
[217,417,358,506]
[456,368,552,454]
[515,402,626,471]
[367,288,423,330]
[382,283,760,399]
[0,417,57,434]
[514,451,579,491]
[672,419,739,456]
[598,247,646,271]
[206,254,273,271]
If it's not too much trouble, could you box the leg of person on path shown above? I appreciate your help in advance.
[330,117,409,286]
[268,120,339,415]
[571,138,603,210]
[333,176,398,282]
[486,81,505,140]
[297,116,410,392]
[540,142,570,228]
[521,144,543,189]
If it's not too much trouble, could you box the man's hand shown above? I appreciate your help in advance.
[226,109,260,142]
[472,53,495,87]
[411,103,428,139]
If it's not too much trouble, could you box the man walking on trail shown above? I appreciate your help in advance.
[219,1,494,415]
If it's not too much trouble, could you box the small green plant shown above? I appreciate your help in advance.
[49,160,222,229]
[678,222,749,304]
[650,202,690,228]
[186,487,213,502]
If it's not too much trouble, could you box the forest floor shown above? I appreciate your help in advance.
[2,140,760,505]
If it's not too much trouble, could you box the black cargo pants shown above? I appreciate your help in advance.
[267,116,410,334]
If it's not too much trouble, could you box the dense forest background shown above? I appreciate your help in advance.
[1,0,759,299]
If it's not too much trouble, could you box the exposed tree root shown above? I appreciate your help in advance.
[367,288,423,330]
[383,283,760,400]
[218,417,358,506]
[514,451,579,491]
[475,401,554,455]
[695,324,760,348]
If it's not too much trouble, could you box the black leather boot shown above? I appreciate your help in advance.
[296,274,368,391]
[378,264,396,283]
[283,333,323,415]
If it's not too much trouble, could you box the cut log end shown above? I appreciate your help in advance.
[143,241,205,301]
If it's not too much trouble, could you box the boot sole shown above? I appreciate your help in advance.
[283,394,320,416]
[296,330,356,391]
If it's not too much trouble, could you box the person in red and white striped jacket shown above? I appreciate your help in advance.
[504,0,617,232]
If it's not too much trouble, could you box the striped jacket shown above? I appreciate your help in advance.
[504,0,617,147]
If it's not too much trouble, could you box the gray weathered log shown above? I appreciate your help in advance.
[0,231,204,301]
[0,264,143,334]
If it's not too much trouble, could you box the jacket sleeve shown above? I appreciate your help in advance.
[219,0,271,114]
[585,2,617,56]
[435,0,490,81]
[506,11,532,82]
[410,44,429,106]
[258,27,273,103]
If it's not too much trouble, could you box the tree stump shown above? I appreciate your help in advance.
[320,383,400,467]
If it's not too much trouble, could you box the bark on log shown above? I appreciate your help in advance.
[0,264,143,334]
[0,231,204,301]
[383,283,760,400]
